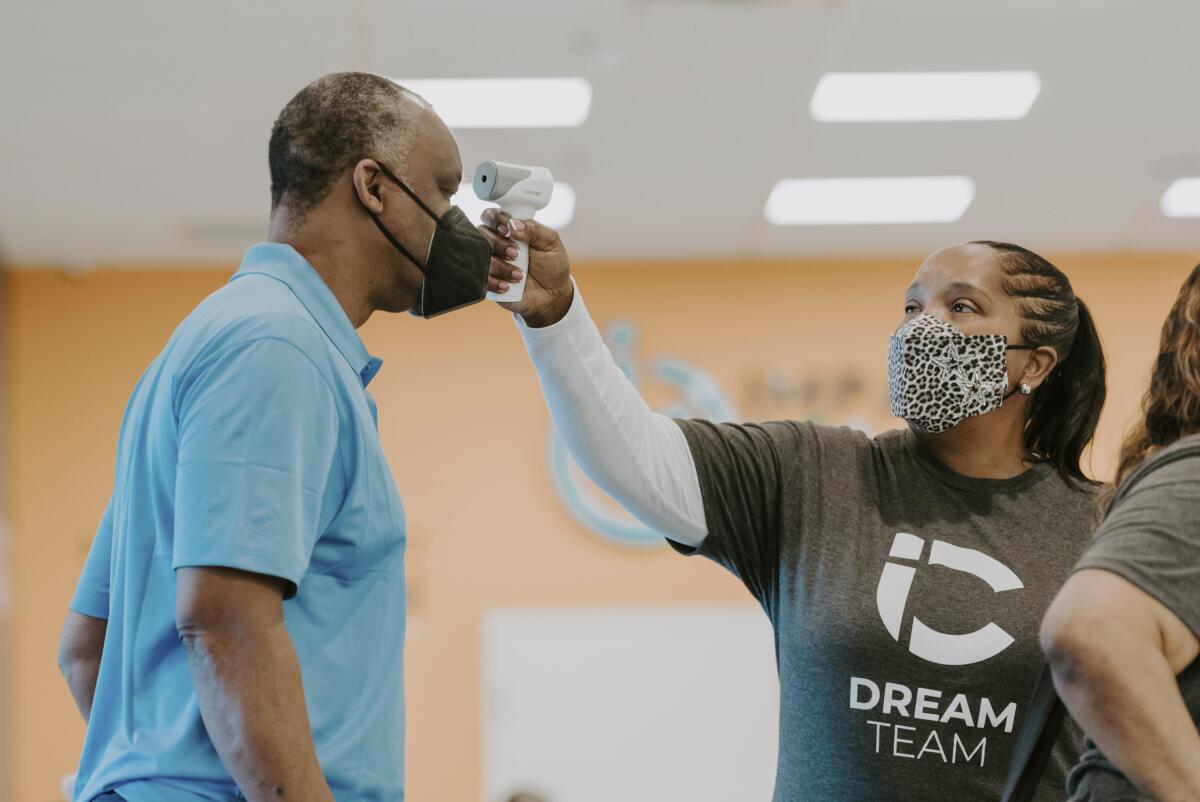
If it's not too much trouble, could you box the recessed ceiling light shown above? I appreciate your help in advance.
[1161,178,1200,218]
[765,177,976,225]
[454,182,576,230]
[810,72,1041,122]
[394,78,592,129]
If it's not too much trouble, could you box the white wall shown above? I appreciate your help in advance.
[482,606,779,802]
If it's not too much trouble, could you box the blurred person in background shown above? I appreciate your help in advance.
[506,791,548,802]
[480,211,1107,801]
[54,72,492,802]
[1041,264,1200,802]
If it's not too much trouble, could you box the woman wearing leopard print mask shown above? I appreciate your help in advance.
[483,211,1106,802]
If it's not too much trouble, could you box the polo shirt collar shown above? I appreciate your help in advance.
[232,242,384,386]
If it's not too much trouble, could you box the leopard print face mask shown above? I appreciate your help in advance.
[888,314,1033,434]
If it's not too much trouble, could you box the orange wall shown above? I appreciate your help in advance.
[3,252,1195,802]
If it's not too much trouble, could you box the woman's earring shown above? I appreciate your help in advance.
[1019,383,1033,395]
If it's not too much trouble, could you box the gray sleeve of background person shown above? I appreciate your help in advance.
[1073,454,1200,637]
[515,280,709,546]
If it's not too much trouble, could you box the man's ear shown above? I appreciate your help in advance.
[352,159,385,214]
[1022,345,1060,391]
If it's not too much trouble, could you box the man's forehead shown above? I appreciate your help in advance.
[406,110,462,179]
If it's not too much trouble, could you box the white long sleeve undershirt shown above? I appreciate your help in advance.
[515,281,709,547]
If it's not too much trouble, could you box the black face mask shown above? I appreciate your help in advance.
[364,161,492,318]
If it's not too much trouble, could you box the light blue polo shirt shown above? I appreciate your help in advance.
[70,243,408,802]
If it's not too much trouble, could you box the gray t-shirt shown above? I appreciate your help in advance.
[672,419,1098,802]
[1065,434,1200,802]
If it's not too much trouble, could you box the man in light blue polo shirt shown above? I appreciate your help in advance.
[56,73,506,802]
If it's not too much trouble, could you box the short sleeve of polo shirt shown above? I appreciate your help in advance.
[173,337,339,594]
[70,495,115,620]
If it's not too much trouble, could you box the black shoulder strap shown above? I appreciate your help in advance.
[1001,436,1200,802]
[1000,664,1067,802]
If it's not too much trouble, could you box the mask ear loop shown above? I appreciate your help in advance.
[1002,342,1053,463]
[356,159,441,274]
[373,161,446,224]
[368,213,427,271]
[354,159,441,318]
[1002,342,1041,401]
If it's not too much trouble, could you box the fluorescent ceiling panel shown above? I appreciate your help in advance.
[765,177,976,225]
[810,71,1041,122]
[1161,178,1200,218]
[395,78,592,128]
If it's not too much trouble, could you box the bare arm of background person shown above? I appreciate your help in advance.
[176,566,335,802]
[58,610,107,721]
[1042,568,1200,802]
[477,209,709,547]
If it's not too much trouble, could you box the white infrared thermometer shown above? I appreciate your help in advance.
[474,160,554,303]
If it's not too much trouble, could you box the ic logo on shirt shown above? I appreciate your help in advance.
[875,532,1024,666]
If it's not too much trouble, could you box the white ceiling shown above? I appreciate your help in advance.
[2,0,1199,268]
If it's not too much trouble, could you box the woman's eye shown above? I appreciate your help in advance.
[952,302,974,313]
[904,304,919,314]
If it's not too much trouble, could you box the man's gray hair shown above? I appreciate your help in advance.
[268,72,424,217]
